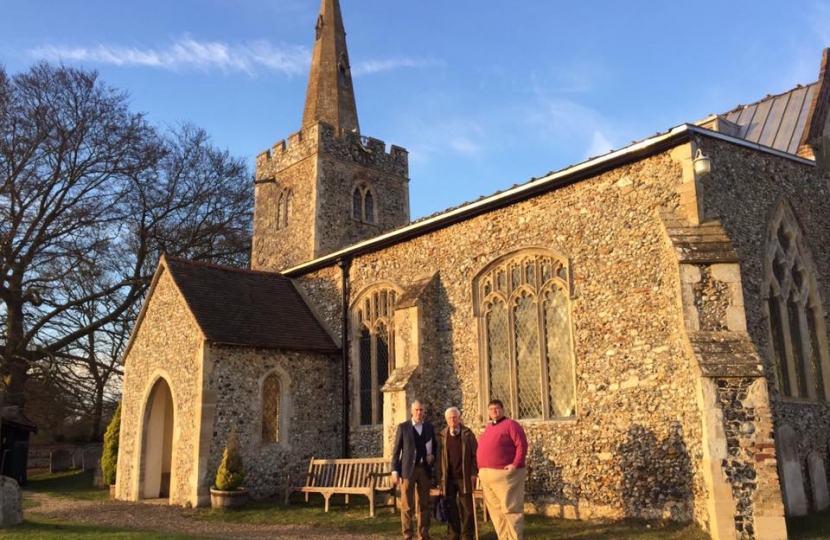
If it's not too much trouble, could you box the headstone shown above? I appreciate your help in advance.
[83,445,102,471]
[0,476,23,527]
[50,448,72,473]
[808,452,830,511]
[93,456,105,487]
[777,425,808,516]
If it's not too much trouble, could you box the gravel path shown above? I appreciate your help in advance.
[26,492,393,539]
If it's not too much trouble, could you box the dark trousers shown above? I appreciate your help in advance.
[446,477,475,540]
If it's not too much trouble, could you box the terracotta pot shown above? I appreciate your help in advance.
[210,487,249,509]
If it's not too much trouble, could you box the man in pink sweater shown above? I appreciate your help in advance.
[475,399,528,540]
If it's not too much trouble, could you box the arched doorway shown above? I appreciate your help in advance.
[141,378,174,500]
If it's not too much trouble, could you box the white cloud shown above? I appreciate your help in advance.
[28,37,310,76]
[352,57,440,76]
[405,117,485,165]
[586,131,614,160]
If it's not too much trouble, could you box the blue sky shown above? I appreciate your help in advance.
[2,1,829,219]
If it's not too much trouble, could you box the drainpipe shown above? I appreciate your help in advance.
[337,257,352,458]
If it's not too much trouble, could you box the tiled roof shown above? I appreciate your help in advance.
[164,257,338,353]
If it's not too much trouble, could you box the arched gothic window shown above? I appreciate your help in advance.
[765,201,830,400]
[262,372,282,443]
[351,184,375,224]
[353,285,398,426]
[276,189,291,230]
[474,249,576,420]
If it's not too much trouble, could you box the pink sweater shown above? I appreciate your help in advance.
[476,417,528,469]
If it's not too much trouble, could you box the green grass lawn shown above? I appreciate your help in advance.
[8,469,830,539]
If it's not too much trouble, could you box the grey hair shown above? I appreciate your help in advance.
[444,406,461,417]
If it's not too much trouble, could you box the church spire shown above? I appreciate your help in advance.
[302,0,360,135]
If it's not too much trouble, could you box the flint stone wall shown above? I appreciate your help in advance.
[117,269,204,506]
[253,123,409,272]
[697,138,830,513]
[295,148,708,522]
[205,345,341,499]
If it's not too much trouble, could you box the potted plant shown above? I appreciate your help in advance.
[101,402,121,498]
[210,427,249,508]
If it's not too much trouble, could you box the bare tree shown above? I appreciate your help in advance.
[0,63,252,420]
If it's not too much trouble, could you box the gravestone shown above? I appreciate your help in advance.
[83,445,102,471]
[50,448,72,473]
[808,452,830,511]
[0,476,23,527]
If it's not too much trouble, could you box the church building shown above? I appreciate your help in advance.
[116,1,830,539]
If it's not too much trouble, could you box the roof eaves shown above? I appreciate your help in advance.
[283,123,815,278]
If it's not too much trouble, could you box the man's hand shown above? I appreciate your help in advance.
[392,473,400,485]
[504,464,516,471]
[426,454,435,465]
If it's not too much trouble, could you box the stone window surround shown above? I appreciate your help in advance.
[762,198,830,402]
[257,366,292,447]
[351,182,376,224]
[350,282,401,427]
[473,247,577,421]
[275,188,292,230]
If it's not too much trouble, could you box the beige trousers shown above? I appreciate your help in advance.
[478,467,526,540]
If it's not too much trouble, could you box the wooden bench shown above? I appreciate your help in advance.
[285,457,396,517]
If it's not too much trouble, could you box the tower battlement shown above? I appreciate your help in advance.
[256,122,408,178]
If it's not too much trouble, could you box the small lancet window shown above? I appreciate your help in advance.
[351,183,376,224]
[262,373,282,443]
[276,189,291,230]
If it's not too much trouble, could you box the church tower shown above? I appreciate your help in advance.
[251,0,410,272]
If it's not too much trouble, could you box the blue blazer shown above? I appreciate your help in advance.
[392,421,437,480]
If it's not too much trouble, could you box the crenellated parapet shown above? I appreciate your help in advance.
[256,122,409,178]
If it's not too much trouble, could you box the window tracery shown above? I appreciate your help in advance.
[475,249,576,419]
[765,201,830,400]
[352,285,398,426]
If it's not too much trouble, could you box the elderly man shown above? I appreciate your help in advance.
[392,400,437,540]
[476,399,528,540]
[437,406,478,540]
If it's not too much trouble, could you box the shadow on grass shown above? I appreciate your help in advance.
[198,494,710,540]
[8,515,216,540]
[24,468,109,501]
[787,507,830,540]
[21,471,830,540]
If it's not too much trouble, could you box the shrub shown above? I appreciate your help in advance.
[214,427,245,491]
[101,402,121,486]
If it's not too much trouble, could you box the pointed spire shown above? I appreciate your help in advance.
[302,0,360,135]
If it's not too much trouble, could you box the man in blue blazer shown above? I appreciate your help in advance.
[392,400,437,540]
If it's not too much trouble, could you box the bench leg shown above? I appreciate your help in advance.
[345,494,350,506]
[324,494,331,513]
[369,495,375,518]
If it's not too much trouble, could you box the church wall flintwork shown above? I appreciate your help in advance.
[294,150,708,522]
[204,345,341,499]
[116,270,204,507]
[698,140,830,525]
[289,137,830,539]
